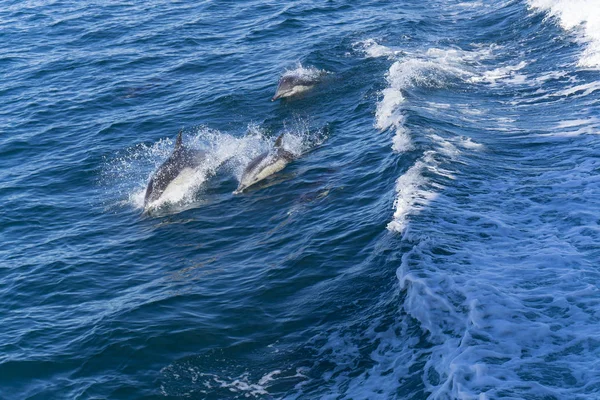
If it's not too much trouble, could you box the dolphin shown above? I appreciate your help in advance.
[144,131,206,208]
[272,72,324,101]
[234,134,296,194]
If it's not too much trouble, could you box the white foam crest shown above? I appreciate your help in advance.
[557,118,598,128]
[387,152,441,234]
[456,136,484,150]
[257,370,282,386]
[376,49,486,234]
[429,134,462,160]
[424,47,497,66]
[376,59,435,132]
[387,137,463,235]
[456,1,483,8]
[513,76,600,105]
[560,80,600,98]
[375,87,406,131]
[469,61,528,85]
[387,58,462,90]
[353,39,403,58]
[392,124,412,153]
[529,0,600,68]
[212,372,269,397]
[376,49,477,154]
[547,117,600,136]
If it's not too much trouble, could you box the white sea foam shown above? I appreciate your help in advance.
[160,357,309,398]
[516,79,600,106]
[395,159,600,398]
[529,0,600,68]
[387,152,440,234]
[333,144,600,398]
[456,1,483,8]
[469,61,528,85]
[541,117,600,136]
[376,59,439,152]
[353,39,402,58]
[375,87,406,132]
[160,368,281,397]
[376,48,484,233]
[302,6,600,400]
[391,124,412,153]
[456,136,484,150]
[387,135,465,235]
[560,80,600,97]
[351,33,600,398]
[557,117,599,129]
[376,48,476,143]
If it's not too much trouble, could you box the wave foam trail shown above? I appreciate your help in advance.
[160,366,290,398]
[387,152,441,234]
[387,134,462,235]
[529,0,600,68]
[376,49,480,233]
[376,49,475,148]
[392,148,600,399]
[468,61,528,85]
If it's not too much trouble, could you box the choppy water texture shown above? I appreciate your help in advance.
[2,0,600,399]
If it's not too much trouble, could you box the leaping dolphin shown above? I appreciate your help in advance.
[234,134,296,194]
[144,131,206,208]
[272,69,325,101]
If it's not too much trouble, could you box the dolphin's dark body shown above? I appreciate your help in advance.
[234,135,296,194]
[144,131,206,207]
[272,73,323,101]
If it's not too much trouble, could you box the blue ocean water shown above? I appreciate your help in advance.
[2,0,600,398]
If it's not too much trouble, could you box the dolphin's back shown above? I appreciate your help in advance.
[144,177,155,205]
[289,75,318,86]
[277,75,318,94]
[235,146,297,194]
[243,151,269,175]
[276,148,295,162]
[144,147,206,206]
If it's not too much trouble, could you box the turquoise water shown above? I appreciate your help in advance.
[2,0,600,398]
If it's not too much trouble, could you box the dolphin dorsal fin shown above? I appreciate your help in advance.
[274,134,284,148]
[175,130,183,150]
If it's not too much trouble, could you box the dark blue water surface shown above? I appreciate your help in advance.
[2,0,600,399]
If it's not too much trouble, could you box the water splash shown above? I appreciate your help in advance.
[529,0,600,69]
[101,122,327,214]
